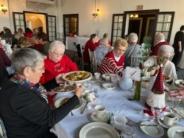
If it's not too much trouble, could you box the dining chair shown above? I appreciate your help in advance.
[74,43,85,70]
[0,118,7,138]
[88,49,97,73]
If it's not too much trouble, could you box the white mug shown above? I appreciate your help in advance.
[163,113,178,126]
[94,105,108,120]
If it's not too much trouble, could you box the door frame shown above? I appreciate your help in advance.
[23,11,49,35]
[123,9,159,42]
[63,14,79,40]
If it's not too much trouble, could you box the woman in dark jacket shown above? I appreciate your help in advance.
[0,48,82,138]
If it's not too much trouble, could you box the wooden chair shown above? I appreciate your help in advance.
[88,49,97,73]
[75,43,85,70]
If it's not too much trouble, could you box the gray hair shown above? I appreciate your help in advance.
[155,32,165,42]
[11,48,44,73]
[128,33,138,43]
[48,40,65,52]
[158,45,174,57]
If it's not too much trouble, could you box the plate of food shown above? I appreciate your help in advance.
[62,71,92,83]
[53,83,76,93]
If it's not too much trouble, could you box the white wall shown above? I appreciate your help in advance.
[61,0,184,44]
[0,0,184,43]
[0,0,60,32]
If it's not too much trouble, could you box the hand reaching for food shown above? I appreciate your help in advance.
[55,74,65,84]
[74,84,83,98]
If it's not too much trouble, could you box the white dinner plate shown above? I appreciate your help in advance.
[102,83,115,90]
[79,122,119,138]
[167,126,184,138]
[140,121,164,137]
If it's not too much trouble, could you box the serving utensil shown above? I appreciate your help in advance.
[80,101,88,114]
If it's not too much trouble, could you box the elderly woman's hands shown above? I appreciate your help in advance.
[55,74,65,84]
[74,84,83,98]
[169,89,184,99]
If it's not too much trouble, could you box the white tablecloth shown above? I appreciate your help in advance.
[53,80,184,138]
[65,36,89,51]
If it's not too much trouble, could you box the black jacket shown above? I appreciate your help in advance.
[0,80,79,138]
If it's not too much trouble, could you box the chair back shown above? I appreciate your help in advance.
[130,56,142,67]
[0,118,8,138]
[75,44,82,58]
[88,49,97,72]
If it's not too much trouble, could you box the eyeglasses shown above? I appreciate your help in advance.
[51,51,64,57]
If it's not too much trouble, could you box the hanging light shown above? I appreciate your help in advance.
[0,4,8,14]
[92,0,100,18]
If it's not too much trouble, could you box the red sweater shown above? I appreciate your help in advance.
[99,51,125,74]
[150,41,168,56]
[40,55,78,84]
[83,40,99,63]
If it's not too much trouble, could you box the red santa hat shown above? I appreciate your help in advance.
[151,66,164,94]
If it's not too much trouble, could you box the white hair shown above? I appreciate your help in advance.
[158,45,174,57]
[11,48,44,73]
[155,32,165,42]
[48,40,65,53]
[128,33,138,43]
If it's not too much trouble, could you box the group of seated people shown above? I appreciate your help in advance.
[0,29,183,138]
[0,26,49,54]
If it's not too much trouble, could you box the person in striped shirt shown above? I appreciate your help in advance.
[99,38,128,75]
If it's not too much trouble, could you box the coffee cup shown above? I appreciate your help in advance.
[163,113,178,126]
[94,105,108,121]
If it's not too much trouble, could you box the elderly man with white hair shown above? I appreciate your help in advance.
[144,44,177,80]
[125,32,142,67]
[40,40,78,89]
[150,32,168,56]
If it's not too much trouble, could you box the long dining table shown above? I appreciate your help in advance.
[52,79,184,138]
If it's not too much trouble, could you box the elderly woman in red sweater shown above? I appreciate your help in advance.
[99,38,128,75]
[40,40,78,89]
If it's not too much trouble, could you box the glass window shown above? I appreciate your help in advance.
[114,23,118,29]
[158,15,164,22]
[156,12,174,42]
[111,14,124,45]
[164,14,172,22]
[114,16,119,22]
[119,16,123,22]
[163,23,170,31]
[118,23,122,30]
[118,30,122,36]
[156,23,162,31]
